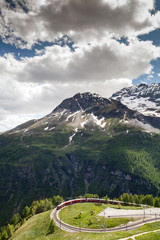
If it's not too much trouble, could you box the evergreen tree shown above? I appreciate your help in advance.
[154,197,159,207]
[139,195,144,204]
[129,193,133,203]
[10,213,21,226]
[44,198,53,211]
[142,195,154,206]
[6,224,12,238]
[52,195,64,206]
[30,201,38,215]
[84,193,99,199]
[133,194,139,204]
[103,195,109,203]
[48,220,55,233]
[121,193,129,204]
[1,231,8,240]
[22,206,30,218]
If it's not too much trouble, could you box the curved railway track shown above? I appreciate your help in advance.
[50,199,160,233]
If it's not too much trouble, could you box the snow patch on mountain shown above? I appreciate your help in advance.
[66,111,80,122]
[49,127,55,131]
[112,83,160,117]
[81,120,88,128]
[58,110,66,119]
[91,114,106,128]
[69,128,78,143]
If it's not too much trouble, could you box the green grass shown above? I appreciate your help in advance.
[11,210,160,240]
[11,211,51,240]
[60,203,142,229]
[135,231,160,239]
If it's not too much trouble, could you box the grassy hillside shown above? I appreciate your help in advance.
[10,210,160,240]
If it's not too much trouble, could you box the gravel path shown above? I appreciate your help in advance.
[99,207,160,218]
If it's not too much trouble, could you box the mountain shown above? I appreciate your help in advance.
[111,83,160,117]
[8,92,160,135]
[0,91,160,226]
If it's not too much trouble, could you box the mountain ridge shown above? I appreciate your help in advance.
[6,90,160,136]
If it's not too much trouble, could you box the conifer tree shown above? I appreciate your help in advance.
[154,197,159,207]
[48,220,55,233]
[6,224,12,238]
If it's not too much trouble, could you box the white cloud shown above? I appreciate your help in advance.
[147,75,154,78]
[0,0,159,47]
[9,39,159,84]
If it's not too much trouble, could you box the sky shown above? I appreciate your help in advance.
[0,0,160,132]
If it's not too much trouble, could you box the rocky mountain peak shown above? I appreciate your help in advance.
[52,92,110,113]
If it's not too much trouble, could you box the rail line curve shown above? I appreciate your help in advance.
[50,198,160,233]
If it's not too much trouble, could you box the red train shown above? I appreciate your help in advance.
[56,198,122,210]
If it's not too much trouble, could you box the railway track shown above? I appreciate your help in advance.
[50,200,160,233]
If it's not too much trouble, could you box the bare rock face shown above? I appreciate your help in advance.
[53,92,111,113]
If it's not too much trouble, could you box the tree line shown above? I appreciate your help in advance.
[83,193,160,207]
[119,193,160,207]
[0,195,64,240]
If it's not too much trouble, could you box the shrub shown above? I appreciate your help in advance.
[88,219,93,225]
[74,213,81,219]
[95,203,102,206]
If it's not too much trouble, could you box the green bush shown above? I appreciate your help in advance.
[74,213,81,219]
[95,203,102,206]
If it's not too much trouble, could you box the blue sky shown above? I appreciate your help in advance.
[134,27,160,85]
[0,35,75,60]
[0,0,160,131]
[133,0,160,85]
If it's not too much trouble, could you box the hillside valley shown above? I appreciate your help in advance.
[0,86,160,226]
